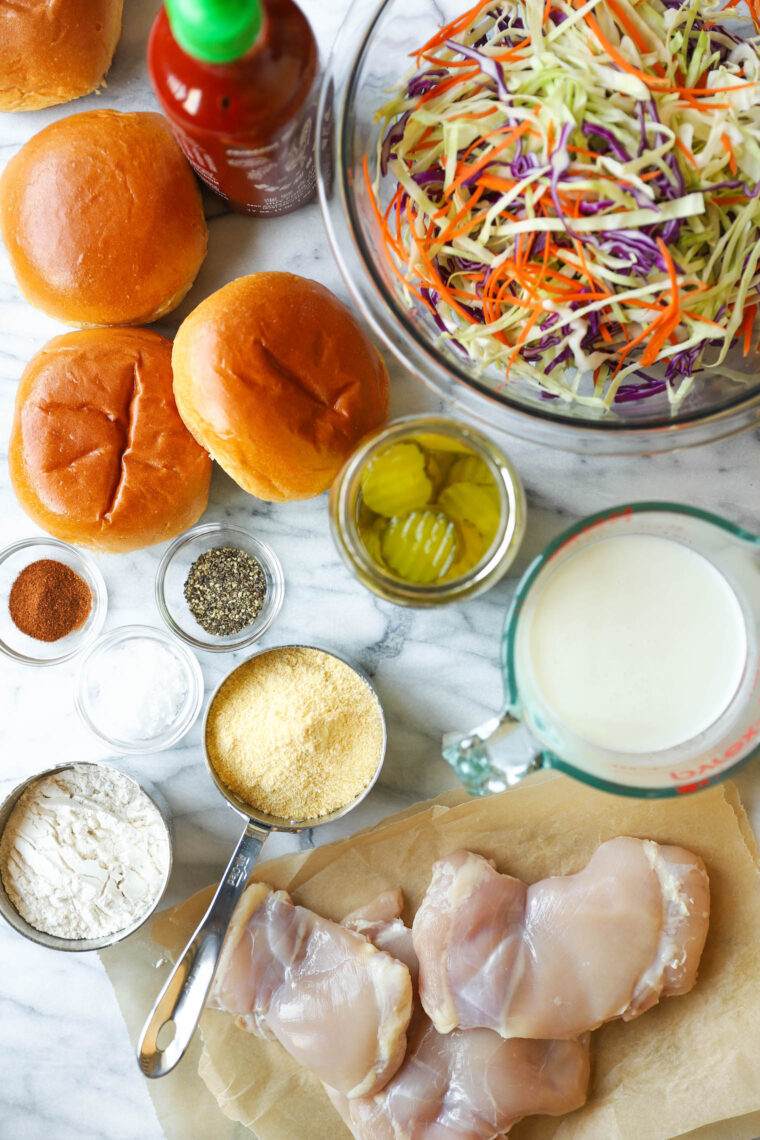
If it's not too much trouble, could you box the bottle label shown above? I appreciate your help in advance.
[170,123,223,192]
[170,97,317,217]
[226,105,316,214]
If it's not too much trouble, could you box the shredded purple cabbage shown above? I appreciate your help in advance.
[445,39,510,101]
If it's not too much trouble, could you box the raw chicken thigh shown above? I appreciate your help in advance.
[210,882,413,1097]
[327,891,590,1139]
[413,838,710,1039]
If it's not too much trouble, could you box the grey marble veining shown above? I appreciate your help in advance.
[1,1,760,1138]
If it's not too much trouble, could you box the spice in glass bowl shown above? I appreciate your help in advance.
[184,546,268,636]
[9,559,92,642]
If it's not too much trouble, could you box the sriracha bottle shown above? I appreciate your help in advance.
[147,0,319,217]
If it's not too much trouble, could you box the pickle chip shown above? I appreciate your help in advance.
[442,520,486,581]
[381,510,457,583]
[361,442,432,517]
[357,500,377,531]
[438,482,501,542]
[425,450,456,496]
[414,432,472,454]
[448,455,493,487]
[358,518,387,568]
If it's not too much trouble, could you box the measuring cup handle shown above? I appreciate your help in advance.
[138,819,269,1079]
[442,712,543,795]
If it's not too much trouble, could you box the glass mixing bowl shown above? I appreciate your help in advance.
[317,0,760,456]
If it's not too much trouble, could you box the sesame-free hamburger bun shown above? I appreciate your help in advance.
[9,328,212,553]
[172,273,390,502]
[0,110,207,326]
[0,0,123,112]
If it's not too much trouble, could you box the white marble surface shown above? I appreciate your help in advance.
[1,2,760,1138]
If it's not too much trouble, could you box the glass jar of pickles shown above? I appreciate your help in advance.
[329,416,526,606]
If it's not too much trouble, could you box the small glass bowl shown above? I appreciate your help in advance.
[0,537,107,666]
[75,625,204,754]
[0,761,172,951]
[155,523,285,653]
[329,415,526,607]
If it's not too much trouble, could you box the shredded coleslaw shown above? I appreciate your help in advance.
[368,0,760,408]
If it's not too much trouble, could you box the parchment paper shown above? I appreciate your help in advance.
[102,774,760,1140]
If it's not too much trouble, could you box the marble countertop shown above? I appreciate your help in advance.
[2,2,760,1137]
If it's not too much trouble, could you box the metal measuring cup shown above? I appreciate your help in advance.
[137,644,387,1078]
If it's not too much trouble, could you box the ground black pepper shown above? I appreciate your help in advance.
[9,559,92,642]
[184,547,267,636]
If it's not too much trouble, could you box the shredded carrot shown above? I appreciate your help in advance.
[450,108,503,122]
[478,175,519,193]
[580,4,670,89]
[414,0,497,58]
[433,183,483,224]
[445,121,532,198]
[407,124,437,156]
[492,38,531,61]
[722,132,738,175]
[416,68,481,106]
[673,138,699,170]
[507,309,542,370]
[639,239,681,366]
[604,0,653,53]
[419,52,486,69]
[676,81,758,95]
[743,304,758,354]
[437,193,490,242]
[363,157,437,312]
[406,200,485,324]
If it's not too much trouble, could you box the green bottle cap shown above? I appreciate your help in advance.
[165,0,263,64]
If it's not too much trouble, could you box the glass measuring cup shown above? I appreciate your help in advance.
[444,502,760,798]
[138,644,386,1078]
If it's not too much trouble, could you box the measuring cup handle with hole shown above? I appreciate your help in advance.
[443,713,543,795]
[138,819,270,1078]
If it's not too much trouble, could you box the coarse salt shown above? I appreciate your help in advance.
[86,638,190,742]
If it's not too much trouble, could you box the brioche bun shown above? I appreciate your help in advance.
[172,273,390,502]
[0,110,207,326]
[9,328,212,553]
[0,0,123,112]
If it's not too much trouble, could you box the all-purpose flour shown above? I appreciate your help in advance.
[0,764,169,940]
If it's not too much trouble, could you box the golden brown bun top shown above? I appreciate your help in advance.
[0,110,207,327]
[172,273,390,502]
[9,328,212,553]
[0,0,123,112]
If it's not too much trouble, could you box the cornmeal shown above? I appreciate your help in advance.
[206,647,384,820]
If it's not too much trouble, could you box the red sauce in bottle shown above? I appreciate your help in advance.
[147,0,319,217]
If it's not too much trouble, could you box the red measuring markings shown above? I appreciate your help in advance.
[671,718,760,784]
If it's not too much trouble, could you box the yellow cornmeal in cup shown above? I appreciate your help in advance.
[205,647,384,820]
